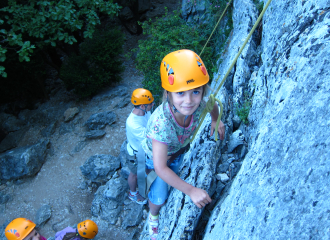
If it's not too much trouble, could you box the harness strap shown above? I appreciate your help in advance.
[137,143,190,198]
[137,144,147,198]
[167,143,190,166]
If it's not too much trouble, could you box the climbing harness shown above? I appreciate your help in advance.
[191,0,273,142]
[137,142,191,198]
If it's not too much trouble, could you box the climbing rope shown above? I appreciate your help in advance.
[191,0,273,142]
[199,0,233,57]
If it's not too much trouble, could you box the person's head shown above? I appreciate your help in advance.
[131,88,154,113]
[5,218,40,240]
[160,49,209,115]
[77,219,98,239]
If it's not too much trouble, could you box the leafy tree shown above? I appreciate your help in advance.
[0,0,121,77]
[60,28,125,98]
[134,9,217,104]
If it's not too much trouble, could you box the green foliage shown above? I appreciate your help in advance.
[0,48,46,104]
[253,0,264,14]
[235,93,252,124]
[134,9,216,103]
[60,28,125,98]
[134,3,233,104]
[0,0,121,76]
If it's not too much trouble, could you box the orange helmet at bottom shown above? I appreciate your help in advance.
[131,88,154,105]
[5,218,36,240]
[160,49,209,92]
[77,219,98,239]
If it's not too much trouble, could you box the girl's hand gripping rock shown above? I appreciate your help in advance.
[188,186,212,208]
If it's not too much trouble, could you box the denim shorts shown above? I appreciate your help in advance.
[146,154,184,205]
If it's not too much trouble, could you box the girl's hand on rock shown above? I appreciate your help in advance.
[188,187,212,208]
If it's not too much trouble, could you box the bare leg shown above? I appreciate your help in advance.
[128,172,137,192]
[149,199,165,216]
[128,172,146,201]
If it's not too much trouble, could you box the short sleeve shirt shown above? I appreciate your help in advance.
[126,110,151,155]
[141,100,206,158]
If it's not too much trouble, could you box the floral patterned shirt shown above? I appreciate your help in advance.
[141,100,206,158]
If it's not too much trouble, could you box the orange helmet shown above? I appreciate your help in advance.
[160,49,209,92]
[77,219,98,239]
[131,88,154,105]
[5,218,36,240]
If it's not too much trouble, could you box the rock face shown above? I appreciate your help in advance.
[140,0,330,239]
[91,176,128,224]
[203,0,330,239]
[0,140,50,181]
[140,121,221,239]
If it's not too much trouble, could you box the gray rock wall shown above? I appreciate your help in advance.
[140,123,221,240]
[204,0,330,239]
[139,0,330,239]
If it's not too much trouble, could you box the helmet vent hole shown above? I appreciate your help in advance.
[166,64,170,71]
[197,61,202,67]
[168,68,174,76]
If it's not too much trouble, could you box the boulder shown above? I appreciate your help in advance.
[84,130,106,140]
[0,128,28,153]
[64,107,79,122]
[121,200,144,229]
[84,111,116,130]
[35,204,52,228]
[138,0,150,13]
[80,154,121,183]
[40,122,57,137]
[0,113,25,132]
[119,7,134,21]
[0,140,50,181]
[91,177,128,224]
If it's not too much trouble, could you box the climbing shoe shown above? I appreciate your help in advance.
[128,191,148,205]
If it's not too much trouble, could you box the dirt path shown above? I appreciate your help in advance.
[0,27,147,239]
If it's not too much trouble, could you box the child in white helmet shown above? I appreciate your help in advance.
[140,49,225,240]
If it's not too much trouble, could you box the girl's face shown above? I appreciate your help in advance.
[170,86,203,116]
[23,229,40,240]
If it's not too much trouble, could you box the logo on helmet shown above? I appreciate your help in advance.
[186,79,195,84]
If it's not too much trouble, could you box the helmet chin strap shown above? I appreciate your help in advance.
[167,91,181,114]
[137,105,147,114]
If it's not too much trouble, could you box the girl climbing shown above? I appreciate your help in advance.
[141,49,225,240]
[54,219,98,240]
[4,218,47,240]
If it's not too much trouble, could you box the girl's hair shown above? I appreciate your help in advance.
[62,232,89,240]
[162,84,210,103]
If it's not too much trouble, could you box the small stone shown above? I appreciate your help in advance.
[115,217,122,226]
[64,107,79,122]
[216,173,229,182]
[112,171,119,178]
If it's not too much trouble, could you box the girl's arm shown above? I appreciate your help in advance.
[209,102,225,140]
[152,139,212,208]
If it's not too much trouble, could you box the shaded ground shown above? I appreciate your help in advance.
[0,26,147,239]
[1,1,182,238]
